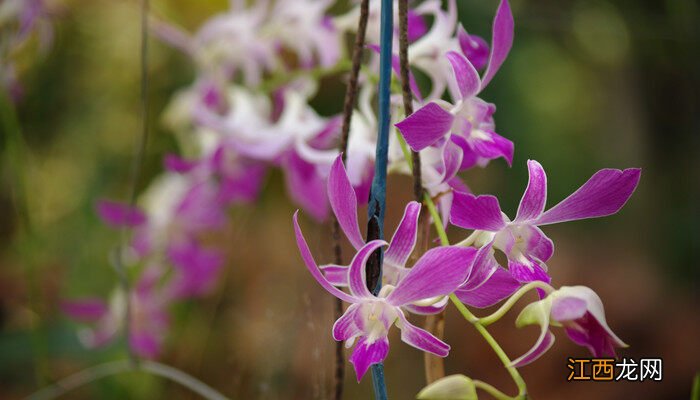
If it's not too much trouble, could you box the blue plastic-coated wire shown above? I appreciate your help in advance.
[366,0,393,398]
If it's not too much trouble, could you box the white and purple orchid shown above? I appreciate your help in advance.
[294,212,475,380]
[450,160,641,286]
[512,286,627,367]
[395,0,515,169]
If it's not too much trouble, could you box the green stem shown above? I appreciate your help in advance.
[448,293,527,398]
[478,281,555,326]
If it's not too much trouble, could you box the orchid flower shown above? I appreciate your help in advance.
[294,212,475,380]
[449,160,641,286]
[396,0,515,169]
[511,286,627,367]
[63,267,170,358]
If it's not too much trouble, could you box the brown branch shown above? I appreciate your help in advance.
[398,0,446,385]
[331,1,370,399]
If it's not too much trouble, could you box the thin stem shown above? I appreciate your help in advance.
[478,281,555,326]
[473,380,513,400]
[331,1,370,398]
[397,0,422,202]
[419,190,528,398]
[25,360,230,400]
[449,294,527,398]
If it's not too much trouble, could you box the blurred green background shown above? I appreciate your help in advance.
[1,0,698,398]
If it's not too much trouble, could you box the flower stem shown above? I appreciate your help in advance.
[473,380,514,400]
[419,188,529,399]
[331,1,371,397]
[478,281,555,326]
[25,360,229,400]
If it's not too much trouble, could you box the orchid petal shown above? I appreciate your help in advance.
[515,160,547,222]
[349,337,389,381]
[461,242,499,291]
[385,201,421,268]
[397,311,450,357]
[458,24,489,70]
[320,264,349,286]
[96,200,146,227]
[470,129,514,166]
[445,51,481,100]
[328,155,365,249]
[508,259,551,285]
[456,266,520,308]
[387,247,475,306]
[349,240,387,299]
[293,212,357,303]
[536,168,641,226]
[395,102,454,151]
[481,0,514,89]
[284,152,329,222]
[61,299,109,322]
[511,299,555,367]
[450,193,506,231]
[333,303,362,341]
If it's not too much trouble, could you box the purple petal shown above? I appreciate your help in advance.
[460,242,499,291]
[397,311,450,356]
[349,240,387,299]
[96,200,146,227]
[407,9,428,42]
[61,299,109,322]
[445,51,481,100]
[470,129,514,166]
[129,331,161,359]
[333,303,362,341]
[321,264,349,287]
[456,266,520,308]
[395,102,454,151]
[511,330,555,367]
[449,192,506,231]
[328,156,365,249]
[385,201,421,268]
[387,247,476,306]
[458,25,489,70]
[167,240,224,297]
[164,154,197,173]
[515,160,547,222]
[349,337,390,382]
[293,212,357,304]
[509,259,551,286]
[536,168,641,226]
[524,226,554,263]
[481,0,514,89]
[284,152,329,222]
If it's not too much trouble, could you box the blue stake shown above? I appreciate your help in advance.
[366,0,393,398]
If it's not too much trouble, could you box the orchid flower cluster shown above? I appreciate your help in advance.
[0,0,51,102]
[62,0,641,395]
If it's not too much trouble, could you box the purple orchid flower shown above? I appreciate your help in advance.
[294,212,475,381]
[511,286,627,367]
[449,160,641,286]
[395,0,515,169]
[321,155,449,313]
[63,266,170,358]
